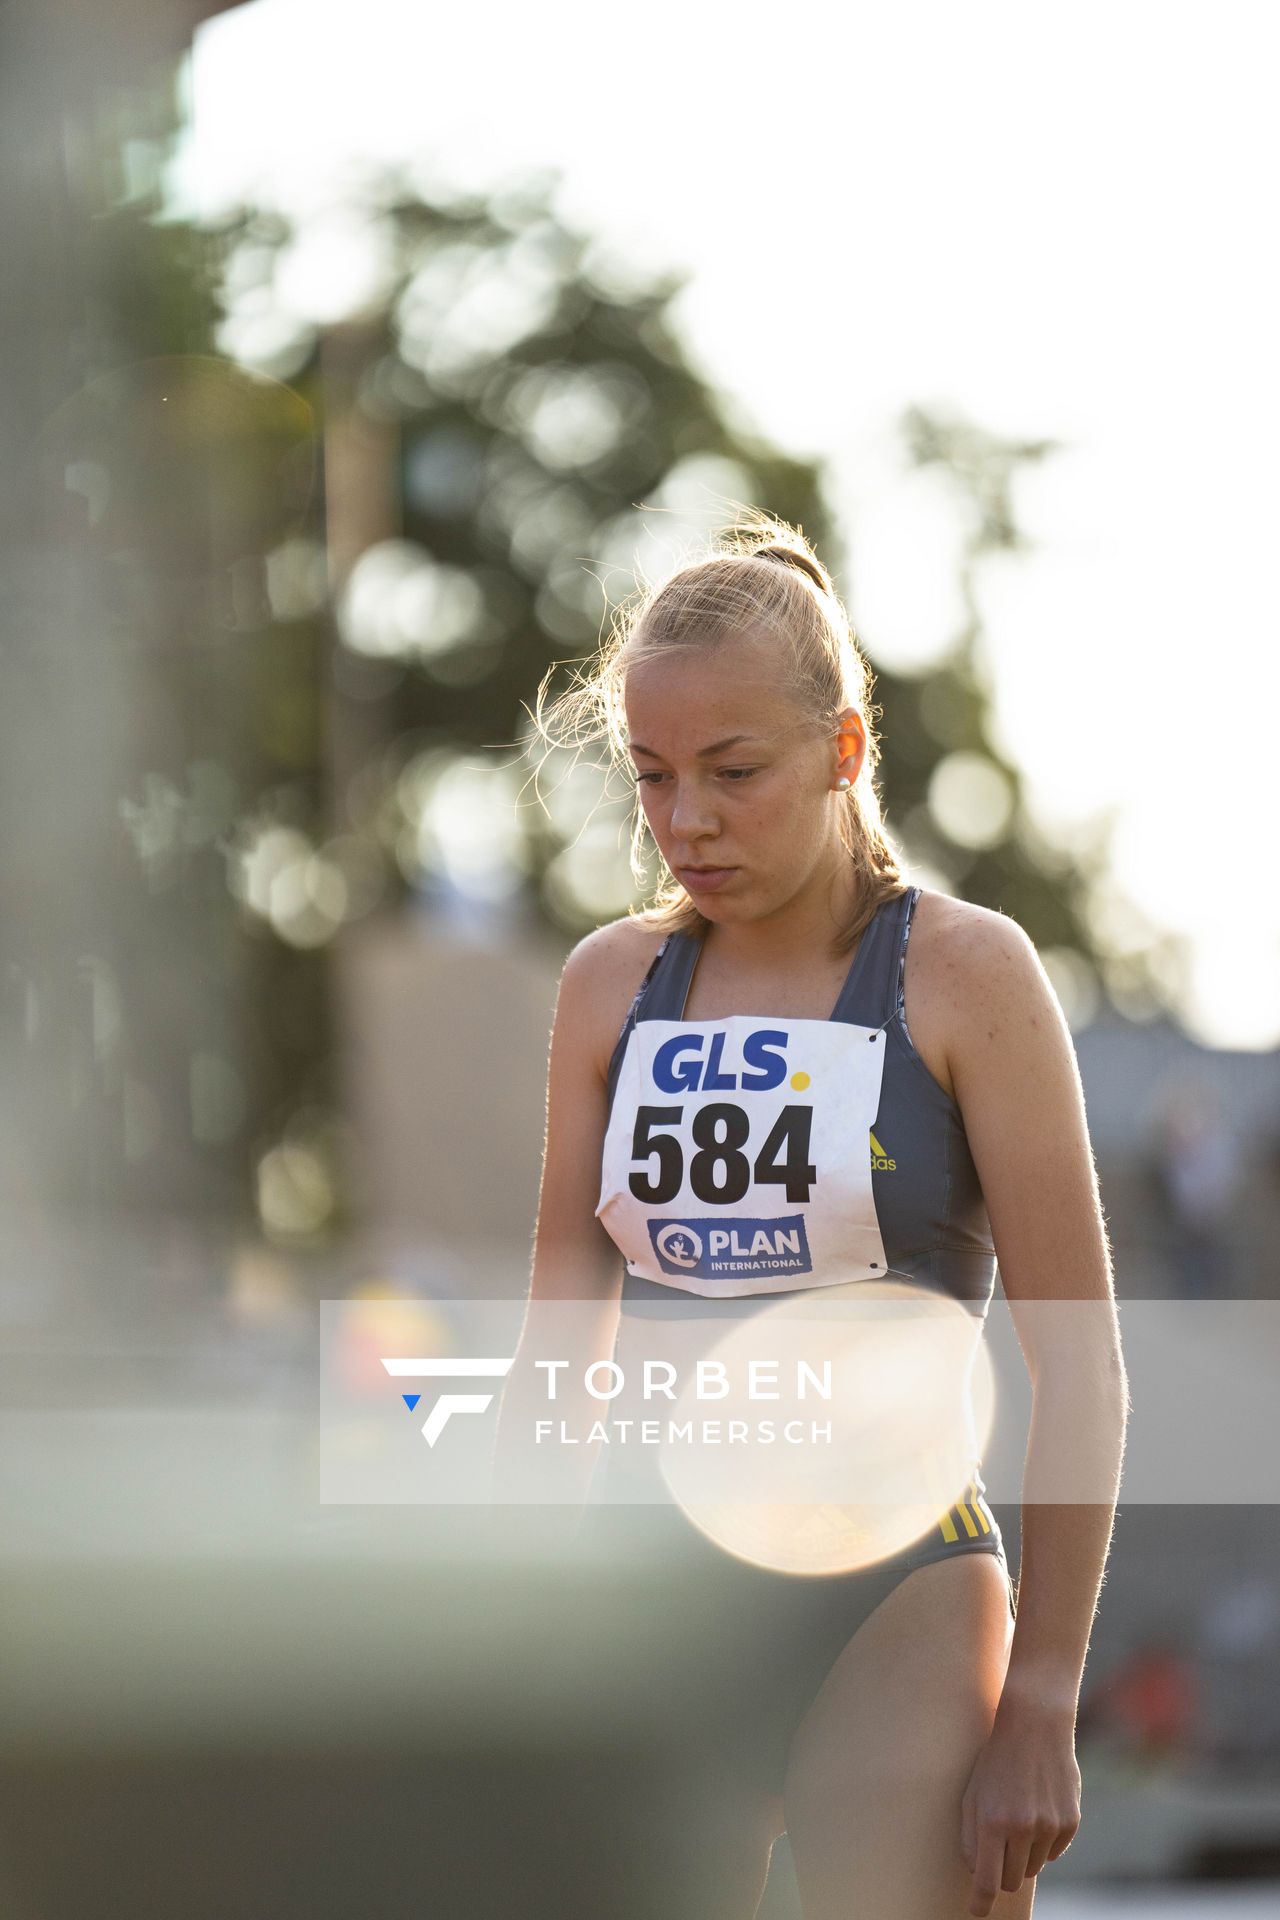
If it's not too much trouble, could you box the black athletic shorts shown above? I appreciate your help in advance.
[575,1501,1015,1797]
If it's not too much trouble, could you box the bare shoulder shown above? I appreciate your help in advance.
[558,915,671,1085]
[903,889,1046,1102]
[912,882,1077,1086]
[910,888,1036,975]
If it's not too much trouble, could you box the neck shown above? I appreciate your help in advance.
[699,851,866,970]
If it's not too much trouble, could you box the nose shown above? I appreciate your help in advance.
[668,777,720,841]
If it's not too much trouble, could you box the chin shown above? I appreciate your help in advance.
[687,893,752,922]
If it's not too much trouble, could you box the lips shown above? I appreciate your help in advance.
[676,865,738,892]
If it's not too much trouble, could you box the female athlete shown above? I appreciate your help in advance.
[495,516,1128,1919]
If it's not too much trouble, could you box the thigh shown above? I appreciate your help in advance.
[782,1552,1034,1920]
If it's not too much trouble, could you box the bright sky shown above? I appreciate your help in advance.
[169,0,1280,1048]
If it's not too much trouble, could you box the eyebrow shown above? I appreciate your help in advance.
[629,734,765,760]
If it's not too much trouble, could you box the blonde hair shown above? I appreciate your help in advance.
[529,511,908,954]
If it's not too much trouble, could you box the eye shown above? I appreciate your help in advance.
[628,767,759,787]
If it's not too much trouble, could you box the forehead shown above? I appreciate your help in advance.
[623,640,800,743]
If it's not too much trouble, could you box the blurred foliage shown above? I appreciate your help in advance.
[13,174,340,1237]
[208,171,841,943]
[868,404,1096,949]
[18,86,1178,1240]
[207,167,1113,972]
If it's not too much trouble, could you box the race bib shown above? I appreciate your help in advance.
[596,1014,889,1298]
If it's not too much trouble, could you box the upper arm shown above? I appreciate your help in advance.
[528,928,628,1304]
[945,910,1123,1374]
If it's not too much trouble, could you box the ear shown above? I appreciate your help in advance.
[835,709,868,785]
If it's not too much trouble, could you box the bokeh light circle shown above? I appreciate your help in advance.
[656,1277,996,1575]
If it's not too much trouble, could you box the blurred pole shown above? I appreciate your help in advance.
[319,318,404,837]
[0,3,322,1302]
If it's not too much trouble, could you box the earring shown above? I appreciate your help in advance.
[835,777,851,790]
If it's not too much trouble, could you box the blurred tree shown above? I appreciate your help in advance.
[3,60,1175,1255]
[211,167,1122,1008]
[856,404,1097,946]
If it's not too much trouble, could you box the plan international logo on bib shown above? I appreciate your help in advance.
[647,1212,813,1281]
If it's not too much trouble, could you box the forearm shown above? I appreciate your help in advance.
[999,1358,1130,1725]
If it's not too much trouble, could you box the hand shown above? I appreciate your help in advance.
[959,1714,1081,1916]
